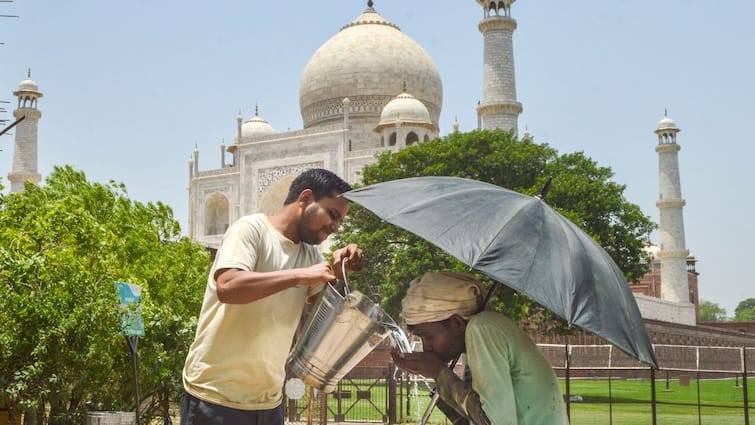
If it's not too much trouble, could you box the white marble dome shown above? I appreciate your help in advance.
[378,92,432,126]
[16,78,41,94]
[656,115,678,131]
[18,78,38,91]
[299,6,442,129]
[241,115,276,139]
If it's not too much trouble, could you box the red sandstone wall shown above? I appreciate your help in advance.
[698,321,755,335]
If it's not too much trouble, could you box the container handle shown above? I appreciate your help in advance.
[340,259,351,295]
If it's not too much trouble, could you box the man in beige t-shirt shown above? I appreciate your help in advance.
[181,169,364,425]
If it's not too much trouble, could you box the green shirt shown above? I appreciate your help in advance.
[436,311,569,425]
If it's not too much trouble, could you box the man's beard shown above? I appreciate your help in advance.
[298,209,327,245]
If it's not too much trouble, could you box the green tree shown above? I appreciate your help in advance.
[334,130,656,321]
[734,297,755,321]
[0,166,210,425]
[698,300,727,322]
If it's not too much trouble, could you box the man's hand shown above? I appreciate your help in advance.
[297,262,337,287]
[332,243,364,278]
[391,349,447,380]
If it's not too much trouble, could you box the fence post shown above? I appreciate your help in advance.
[565,344,571,422]
[388,364,397,425]
[650,368,657,425]
[405,375,411,418]
[696,346,702,425]
[319,390,328,425]
[608,345,613,425]
[696,370,702,425]
[743,347,750,425]
[665,370,670,392]
[335,380,343,422]
[608,367,613,425]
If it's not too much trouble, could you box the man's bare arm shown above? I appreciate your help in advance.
[215,262,335,304]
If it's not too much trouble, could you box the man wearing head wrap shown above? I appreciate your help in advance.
[392,272,568,425]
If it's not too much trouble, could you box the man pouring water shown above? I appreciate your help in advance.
[181,169,364,425]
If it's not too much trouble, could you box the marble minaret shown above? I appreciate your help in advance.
[8,71,43,193]
[655,113,690,304]
[474,0,522,134]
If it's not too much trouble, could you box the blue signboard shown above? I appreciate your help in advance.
[115,282,145,337]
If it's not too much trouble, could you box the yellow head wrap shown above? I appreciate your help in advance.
[401,272,487,325]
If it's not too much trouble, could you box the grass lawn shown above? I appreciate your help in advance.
[411,378,754,424]
[567,402,753,425]
[564,377,753,425]
[285,377,754,424]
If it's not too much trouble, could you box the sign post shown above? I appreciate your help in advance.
[116,282,144,425]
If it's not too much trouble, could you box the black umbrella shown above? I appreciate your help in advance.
[343,176,658,368]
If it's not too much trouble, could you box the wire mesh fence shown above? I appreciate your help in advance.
[544,344,754,425]
[285,344,754,425]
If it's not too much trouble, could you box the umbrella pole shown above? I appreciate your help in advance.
[418,282,500,425]
[419,375,442,425]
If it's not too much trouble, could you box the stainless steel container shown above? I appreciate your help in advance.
[286,283,393,393]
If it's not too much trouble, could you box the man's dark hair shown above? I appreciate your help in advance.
[283,168,352,205]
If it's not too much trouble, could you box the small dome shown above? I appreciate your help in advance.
[14,76,43,98]
[241,115,276,139]
[18,78,39,92]
[379,92,431,125]
[656,115,677,131]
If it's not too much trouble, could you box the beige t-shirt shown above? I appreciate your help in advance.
[183,214,324,410]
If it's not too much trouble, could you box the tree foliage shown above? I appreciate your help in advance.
[734,297,755,321]
[0,167,210,424]
[334,130,656,322]
[698,300,727,322]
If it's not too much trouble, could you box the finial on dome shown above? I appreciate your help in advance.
[255,103,259,117]
[664,108,668,117]
[27,68,31,78]
[368,0,374,8]
[402,80,407,93]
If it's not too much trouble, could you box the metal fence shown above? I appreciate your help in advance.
[542,344,754,425]
[285,344,754,425]
[286,366,397,425]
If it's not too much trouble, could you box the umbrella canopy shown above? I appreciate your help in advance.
[343,176,658,368]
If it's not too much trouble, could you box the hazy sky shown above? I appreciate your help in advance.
[1,1,753,316]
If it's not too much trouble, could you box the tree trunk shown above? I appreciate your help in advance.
[22,407,38,425]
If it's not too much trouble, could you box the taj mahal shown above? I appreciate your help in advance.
[6,1,699,325]
[185,0,522,248]
[182,0,695,324]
